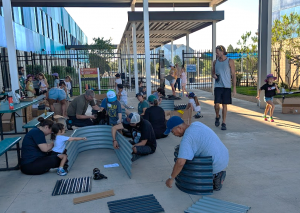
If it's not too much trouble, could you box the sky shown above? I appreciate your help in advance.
[65,0,259,51]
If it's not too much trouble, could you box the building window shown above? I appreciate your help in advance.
[44,13,48,38]
[58,24,61,43]
[34,8,39,33]
[40,10,44,35]
[61,26,64,44]
[0,7,3,16]
[50,18,54,40]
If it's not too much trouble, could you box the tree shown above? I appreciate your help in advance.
[173,55,182,67]
[227,44,234,52]
[237,31,258,86]
[90,37,114,51]
[272,12,300,91]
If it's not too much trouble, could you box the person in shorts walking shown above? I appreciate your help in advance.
[212,45,236,130]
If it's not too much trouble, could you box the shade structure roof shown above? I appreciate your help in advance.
[2,0,227,7]
[118,11,224,53]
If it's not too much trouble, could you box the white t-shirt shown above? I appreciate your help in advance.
[178,122,229,174]
[189,99,201,112]
[64,81,71,93]
[115,78,122,92]
[120,90,128,105]
[52,135,70,154]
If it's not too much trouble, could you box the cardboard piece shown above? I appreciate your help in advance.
[95,94,107,105]
[53,102,69,116]
[73,190,115,205]
[2,121,14,132]
[282,99,300,114]
[32,109,45,117]
[169,108,193,125]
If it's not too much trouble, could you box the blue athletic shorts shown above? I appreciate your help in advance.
[48,88,66,101]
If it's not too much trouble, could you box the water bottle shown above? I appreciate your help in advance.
[8,95,14,110]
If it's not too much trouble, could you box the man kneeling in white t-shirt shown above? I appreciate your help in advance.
[164,116,229,191]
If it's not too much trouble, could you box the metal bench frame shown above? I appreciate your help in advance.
[0,137,22,171]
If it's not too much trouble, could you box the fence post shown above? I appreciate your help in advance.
[78,68,82,95]
[97,68,101,94]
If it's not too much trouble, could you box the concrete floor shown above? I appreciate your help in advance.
[0,88,300,213]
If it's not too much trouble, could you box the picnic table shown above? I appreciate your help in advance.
[0,95,45,171]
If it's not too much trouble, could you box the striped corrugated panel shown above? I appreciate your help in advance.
[185,196,251,213]
[160,100,175,111]
[107,194,164,213]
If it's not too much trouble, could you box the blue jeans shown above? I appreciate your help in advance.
[175,78,181,91]
[264,97,273,102]
[135,146,154,155]
[68,116,94,127]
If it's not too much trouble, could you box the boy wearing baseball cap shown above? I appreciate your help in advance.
[100,90,122,126]
[111,112,156,160]
[164,116,229,191]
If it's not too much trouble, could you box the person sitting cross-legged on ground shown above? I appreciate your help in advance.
[67,89,101,128]
[144,95,168,139]
[165,116,229,191]
[152,87,165,105]
[50,123,87,176]
[136,92,149,117]
[111,112,157,161]
[99,90,122,126]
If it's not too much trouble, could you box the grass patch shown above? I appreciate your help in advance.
[234,86,300,98]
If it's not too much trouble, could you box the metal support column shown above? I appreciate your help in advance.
[258,0,272,108]
[212,5,217,95]
[3,0,19,92]
[171,41,174,64]
[132,22,139,93]
[126,36,132,89]
[143,0,151,97]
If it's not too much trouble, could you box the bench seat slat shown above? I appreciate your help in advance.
[22,112,54,129]
[0,137,22,156]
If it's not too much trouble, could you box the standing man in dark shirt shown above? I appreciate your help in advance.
[111,113,157,160]
[144,95,168,139]
[67,90,101,127]
[212,45,236,131]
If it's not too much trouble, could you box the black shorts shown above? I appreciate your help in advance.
[21,155,61,175]
[214,87,232,104]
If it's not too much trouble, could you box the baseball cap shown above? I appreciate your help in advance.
[188,92,195,98]
[148,95,157,103]
[52,73,59,77]
[164,116,184,135]
[107,90,117,102]
[123,112,140,125]
[136,92,143,98]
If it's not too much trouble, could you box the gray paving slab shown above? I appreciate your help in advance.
[1,88,300,213]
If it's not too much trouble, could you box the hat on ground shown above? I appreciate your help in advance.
[117,84,123,89]
[148,95,157,103]
[107,90,117,102]
[115,73,120,77]
[264,74,277,82]
[188,92,195,98]
[136,92,144,98]
[123,112,140,125]
[52,73,59,77]
[164,116,184,135]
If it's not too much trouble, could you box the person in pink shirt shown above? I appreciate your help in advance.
[180,67,188,97]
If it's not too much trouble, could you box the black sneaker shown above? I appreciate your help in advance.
[221,123,227,130]
[194,114,203,119]
[215,115,221,127]
[213,171,226,191]
[131,154,142,162]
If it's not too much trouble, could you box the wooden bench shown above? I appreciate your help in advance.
[0,137,22,171]
[22,112,54,129]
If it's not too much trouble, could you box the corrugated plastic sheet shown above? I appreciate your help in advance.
[174,146,213,195]
[185,196,251,213]
[65,125,132,178]
[160,100,175,111]
[107,194,164,213]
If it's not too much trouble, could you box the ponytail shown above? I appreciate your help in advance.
[51,123,64,141]
[194,96,200,106]
[154,99,158,106]
[38,117,53,128]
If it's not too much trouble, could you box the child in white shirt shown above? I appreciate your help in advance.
[115,73,122,93]
[117,84,134,109]
[186,92,202,118]
[51,123,87,176]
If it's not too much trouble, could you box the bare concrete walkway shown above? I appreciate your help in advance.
[0,88,299,213]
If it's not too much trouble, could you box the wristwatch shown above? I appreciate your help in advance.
[169,176,174,180]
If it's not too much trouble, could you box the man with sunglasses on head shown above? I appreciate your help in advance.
[212,45,236,130]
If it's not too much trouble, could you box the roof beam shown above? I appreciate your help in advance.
[125,30,190,34]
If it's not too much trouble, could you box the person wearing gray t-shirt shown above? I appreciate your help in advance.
[212,45,236,131]
[164,116,229,191]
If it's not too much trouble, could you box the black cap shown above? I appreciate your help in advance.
[136,92,143,97]
[117,84,123,89]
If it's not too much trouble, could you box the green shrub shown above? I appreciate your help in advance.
[65,67,76,74]
[236,72,243,86]
[279,82,289,89]
[26,64,44,75]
